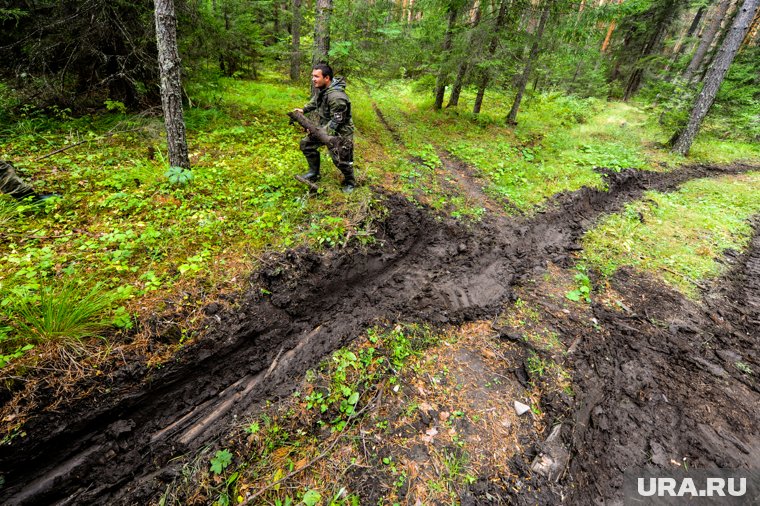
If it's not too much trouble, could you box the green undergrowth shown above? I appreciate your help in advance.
[161,323,443,505]
[166,317,543,505]
[0,75,384,368]
[369,82,760,211]
[1,73,758,371]
[582,172,760,298]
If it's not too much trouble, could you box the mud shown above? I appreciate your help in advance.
[0,162,758,505]
[565,220,760,505]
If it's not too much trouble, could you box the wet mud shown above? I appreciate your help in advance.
[0,162,758,505]
[564,219,760,505]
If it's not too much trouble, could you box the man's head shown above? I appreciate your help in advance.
[311,63,333,89]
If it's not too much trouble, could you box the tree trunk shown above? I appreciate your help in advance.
[473,0,509,114]
[742,7,760,45]
[434,6,459,110]
[623,0,680,101]
[290,0,302,81]
[447,61,468,107]
[601,0,624,53]
[313,0,332,66]
[697,0,741,81]
[153,0,190,169]
[683,0,732,82]
[665,6,706,76]
[273,0,281,42]
[447,0,481,108]
[671,0,760,155]
[507,0,551,124]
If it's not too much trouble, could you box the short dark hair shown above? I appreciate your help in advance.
[312,63,333,80]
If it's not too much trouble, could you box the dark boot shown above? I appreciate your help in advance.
[341,169,356,194]
[300,153,321,183]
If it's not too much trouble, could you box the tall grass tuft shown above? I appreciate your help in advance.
[12,279,116,347]
[0,196,18,227]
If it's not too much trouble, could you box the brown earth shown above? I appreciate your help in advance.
[0,160,758,505]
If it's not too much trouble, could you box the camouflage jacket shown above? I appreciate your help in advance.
[302,77,354,136]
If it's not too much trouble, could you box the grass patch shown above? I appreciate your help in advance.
[0,76,385,368]
[582,172,760,297]
[5,278,118,348]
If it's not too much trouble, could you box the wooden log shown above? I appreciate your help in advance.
[287,110,339,148]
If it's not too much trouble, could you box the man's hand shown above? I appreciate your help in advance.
[293,108,303,113]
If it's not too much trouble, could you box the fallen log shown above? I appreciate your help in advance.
[287,110,339,148]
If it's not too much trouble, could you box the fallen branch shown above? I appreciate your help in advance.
[34,105,161,162]
[34,127,145,162]
[661,266,709,291]
[286,111,339,148]
[0,232,76,243]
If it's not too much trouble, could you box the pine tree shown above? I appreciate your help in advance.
[671,0,760,154]
[153,0,190,169]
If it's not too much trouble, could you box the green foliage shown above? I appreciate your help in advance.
[566,267,592,303]
[735,361,753,375]
[525,352,547,378]
[165,166,194,185]
[3,278,118,349]
[572,142,644,170]
[649,79,695,135]
[710,46,760,142]
[299,324,437,433]
[582,172,760,297]
[104,100,127,115]
[0,195,19,227]
[210,449,234,475]
[0,1,158,111]
[301,489,321,506]
[0,324,34,368]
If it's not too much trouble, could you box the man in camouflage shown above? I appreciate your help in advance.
[0,160,56,203]
[294,63,356,193]
[0,160,36,200]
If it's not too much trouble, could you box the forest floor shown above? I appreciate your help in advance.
[0,77,759,505]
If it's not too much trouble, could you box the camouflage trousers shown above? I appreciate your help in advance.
[299,133,354,181]
[0,160,34,200]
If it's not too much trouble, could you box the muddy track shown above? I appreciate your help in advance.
[0,163,757,505]
[566,216,760,504]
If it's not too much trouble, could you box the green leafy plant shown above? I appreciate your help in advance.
[525,352,547,378]
[165,166,194,185]
[566,270,592,303]
[305,390,328,413]
[302,490,321,506]
[0,196,18,227]
[210,449,233,475]
[735,361,753,375]
[0,325,34,368]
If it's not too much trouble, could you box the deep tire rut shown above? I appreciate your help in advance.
[565,216,760,504]
[0,163,757,505]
